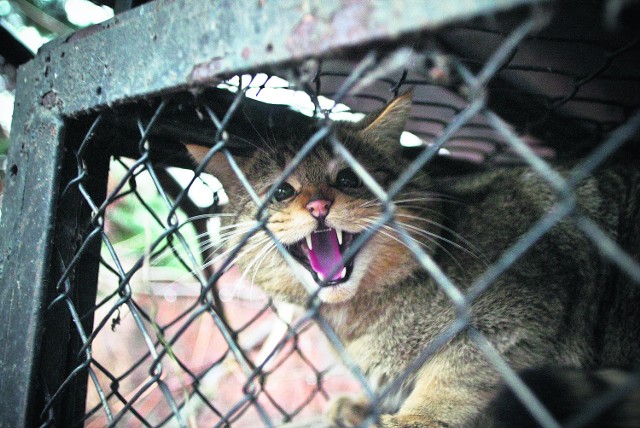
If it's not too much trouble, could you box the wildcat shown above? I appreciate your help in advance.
[186,92,640,427]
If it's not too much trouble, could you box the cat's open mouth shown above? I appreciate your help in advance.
[288,227,359,286]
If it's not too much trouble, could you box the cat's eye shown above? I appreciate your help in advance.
[273,182,296,202]
[335,168,362,189]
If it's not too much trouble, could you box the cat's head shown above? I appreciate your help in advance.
[187,93,438,305]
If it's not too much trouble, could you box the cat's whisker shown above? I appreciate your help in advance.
[194,239,272,290]
[149,234,269,294]
[187,222,254,249]
[397,206,451,222]
[394,214,486,262]
[354,218,440,260]
[242,110,280,158]
[365,219,464,263]
[185,231,251,266]
[369,196,462,206]
[148,234,217,267]
[359,198,382,208]
[265,123,282,157]
[216,221,259,230]
[359,202,449,222]
[360,197,465,215]
[169,223,269,284]
[153,220,256,257]
[239,238,275,280]
[147,234,260,289]
[204,225,255,246]
[196,226,252,249]
[359,218,431,248]
[238,244,274,290]
[227,235,272,266]
[198,245,240,273]
[397,190,455,198]
[236,235,277,261]
[197,223,261,255]
[249,243,278,289]
[358,218,467,272]
[396,190,460,199]
[230,238,279,300]
[393,198,469,209]
[392,220,485,263]
[182,212,246,223]
[200,231,269,263]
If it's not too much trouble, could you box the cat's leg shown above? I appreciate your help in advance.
[327,350,498,427]
[328,404,452,428]
[376,348,501,428]
[329,334,542,427]
[377,414,445,428]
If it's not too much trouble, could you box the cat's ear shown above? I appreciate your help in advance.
[185,144,244,190]
[358,91,412,144]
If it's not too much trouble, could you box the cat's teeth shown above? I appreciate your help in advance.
[336,229,343,245]
[305,234,313,250]
[317,272,325,281]
[340,267,347,278]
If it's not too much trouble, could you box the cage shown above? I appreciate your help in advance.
[1,0,639,427]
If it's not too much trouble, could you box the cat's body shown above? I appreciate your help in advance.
[327,165,640,426]
[479,367,640,427]
[187,93,640,427]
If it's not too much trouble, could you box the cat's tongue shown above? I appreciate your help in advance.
[308,228,345,282]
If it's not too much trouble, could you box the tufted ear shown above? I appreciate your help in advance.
[185,144,245,191]
[358,91,413,145]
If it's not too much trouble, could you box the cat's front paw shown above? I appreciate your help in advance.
[327,395,372,427]
[326,397,448,428]
[378,414,449,428]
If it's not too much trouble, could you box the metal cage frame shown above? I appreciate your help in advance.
[1,0,639,427]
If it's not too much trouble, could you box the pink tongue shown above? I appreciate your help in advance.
[308,229,344,281]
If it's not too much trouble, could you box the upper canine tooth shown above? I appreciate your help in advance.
[336,229,343,245]
[305,234,313,250]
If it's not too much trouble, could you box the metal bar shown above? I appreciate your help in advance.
[43,122,111,427]
[26,0,547,117]
[0,105,65,426]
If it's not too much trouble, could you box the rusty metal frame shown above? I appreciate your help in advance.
[0,0,555,426]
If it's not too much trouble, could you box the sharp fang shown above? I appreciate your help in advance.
[305,234,313,250]
[336,228,343,245]
[317,272,325,281]
[340,267,347,278]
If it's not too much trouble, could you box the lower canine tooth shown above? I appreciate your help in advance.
[317,272,325,281]
[340,267,347,278]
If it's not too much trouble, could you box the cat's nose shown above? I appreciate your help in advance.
[306,199,332,220]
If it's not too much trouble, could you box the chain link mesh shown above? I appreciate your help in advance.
[38,5,640,428]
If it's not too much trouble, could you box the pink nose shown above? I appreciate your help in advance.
[306,199,332,219]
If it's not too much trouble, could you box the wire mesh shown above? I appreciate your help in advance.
[37,4,640,428]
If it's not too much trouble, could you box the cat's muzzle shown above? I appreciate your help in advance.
[288,227,359,286]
